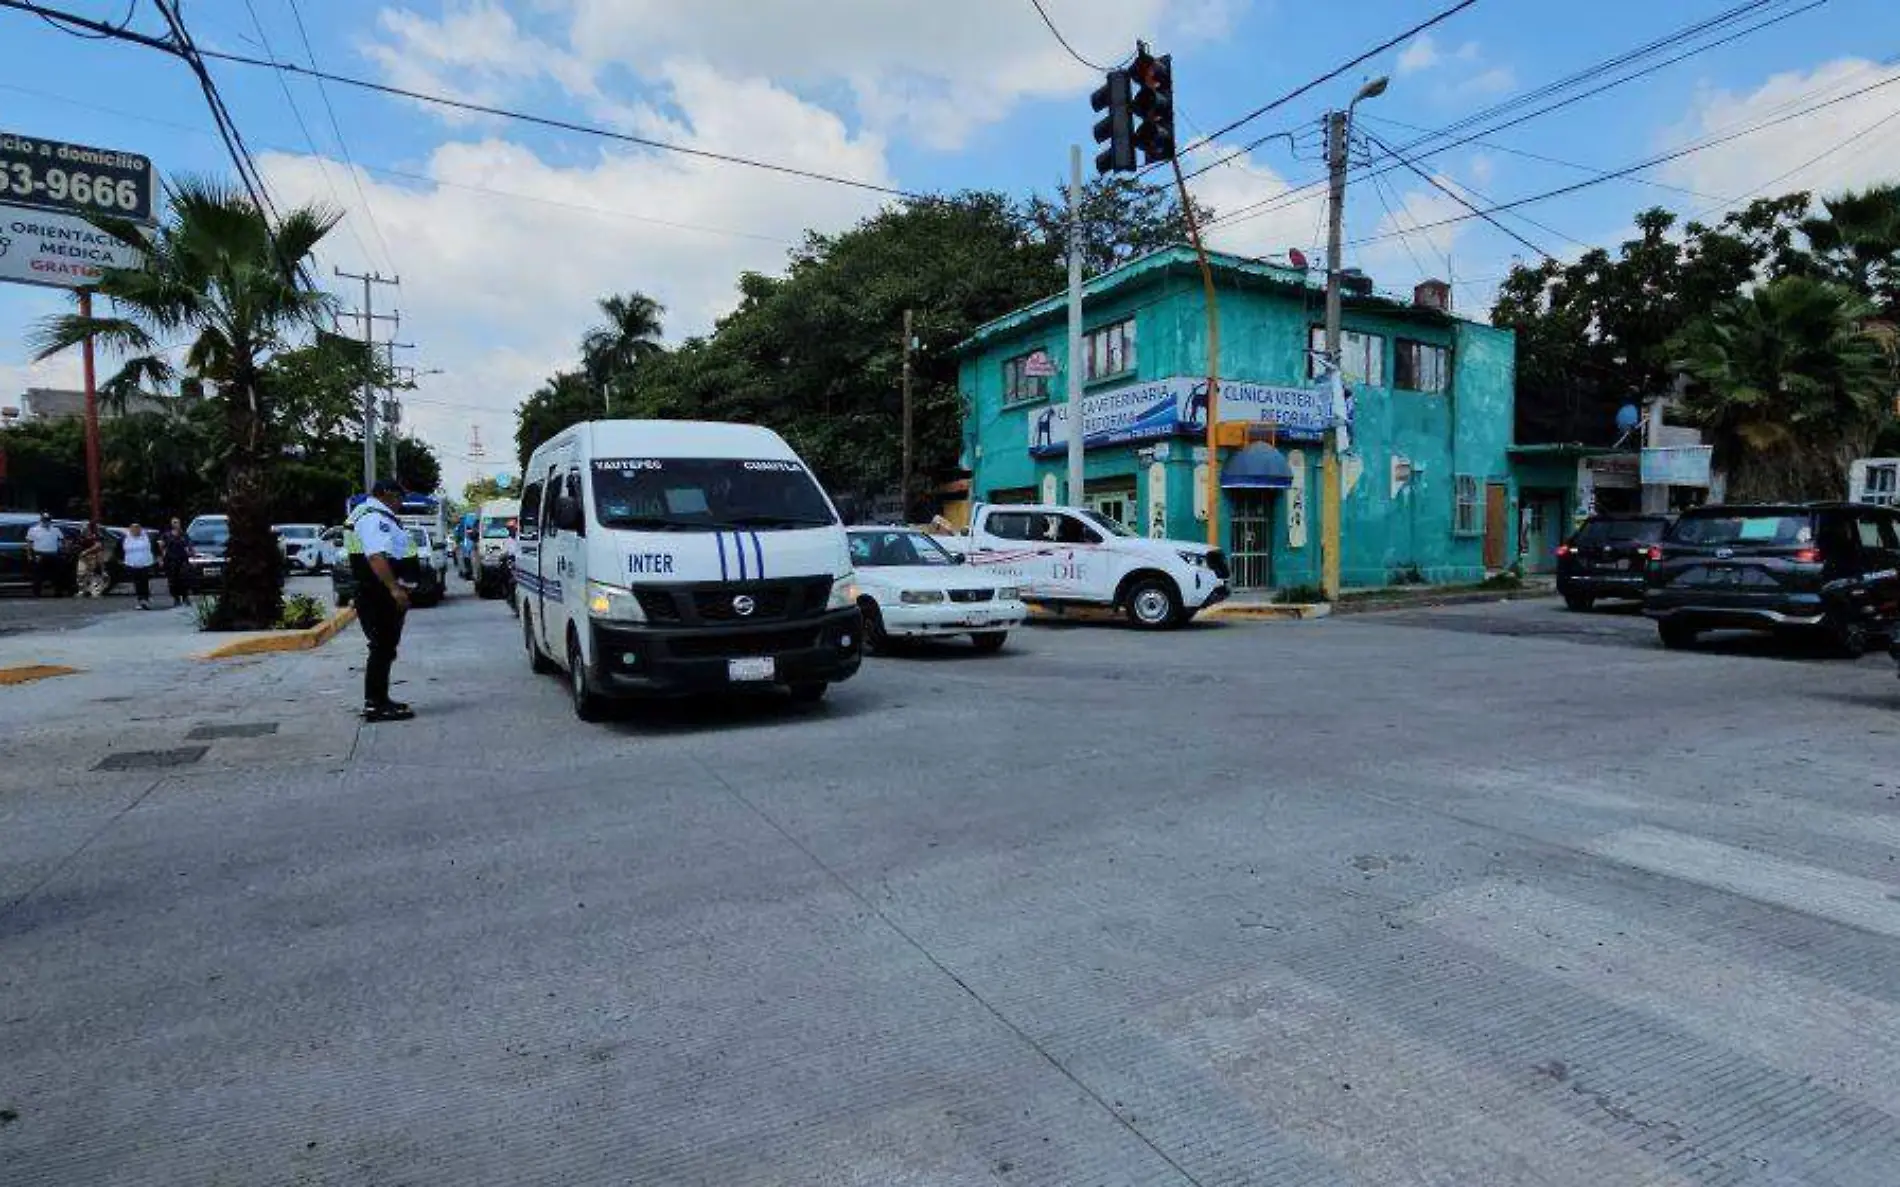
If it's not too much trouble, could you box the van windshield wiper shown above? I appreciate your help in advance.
[718,514,833,529]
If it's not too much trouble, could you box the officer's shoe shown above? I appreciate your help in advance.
[361,700,416,723]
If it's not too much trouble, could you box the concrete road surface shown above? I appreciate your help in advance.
[3,593,1897,1185]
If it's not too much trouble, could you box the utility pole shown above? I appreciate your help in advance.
[900,308,915,522]
[381,324,415,480]
[335,267,399,490]
[1066,143,1085,507]
[1320,77,1388,601]
[78,289,102,527]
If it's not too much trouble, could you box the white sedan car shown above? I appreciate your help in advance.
[848,527,1025,653]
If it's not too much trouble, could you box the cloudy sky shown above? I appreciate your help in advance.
[3,0,1898,494]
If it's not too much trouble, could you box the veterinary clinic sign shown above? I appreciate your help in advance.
[1027,375,1337,456]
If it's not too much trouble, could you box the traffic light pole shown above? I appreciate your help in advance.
[1066,144,1085,508]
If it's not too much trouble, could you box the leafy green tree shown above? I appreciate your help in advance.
[580,293,667,408]
[34,177,339,628]
[1023,174,1214,276]
[514,371,598,471]
[462,476,510,506]
[1800,184,1900,315]
[1671,275,1893,500]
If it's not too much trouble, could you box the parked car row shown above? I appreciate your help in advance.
[1558,502,1900,658]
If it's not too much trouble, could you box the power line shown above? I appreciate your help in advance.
[31,0,131,37]
[1368,170,1436,282]
[1358,112,1724,202]
[0,0,926,201]
[1347,69,1900,248]
[1024,0,1125,72]
[1691,101,1900,218]
[1204,0,1825,233]
[1168,0,1484,180]
[1362,128,1557,258]
[282,0,398,275]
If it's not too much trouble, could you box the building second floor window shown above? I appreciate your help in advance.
[1002,352,1051,406]
[1396,339,1450,393]
[1308,326,1385,386]
[1084,319,1136,382]
[1864,462,1898,507]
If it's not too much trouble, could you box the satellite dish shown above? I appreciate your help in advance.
[1615,404,1642,433]
[1287,248,1309,270]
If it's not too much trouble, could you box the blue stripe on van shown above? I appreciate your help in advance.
[715,532,728,581]
[750,531,765,579]
[734,531,748,580]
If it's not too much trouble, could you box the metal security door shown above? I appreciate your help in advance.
[1227,491,1274,590]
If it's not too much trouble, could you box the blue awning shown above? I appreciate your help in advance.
[1221,441,1294,490]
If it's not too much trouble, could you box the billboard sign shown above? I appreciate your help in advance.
[1640,445,1713,487]
[1027,375,1338,456]
[0,205,145,290]
[0,131,154,224]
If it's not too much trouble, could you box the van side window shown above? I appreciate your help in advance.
[518,482,543,542]
[540,467,561,534]
[563,470,586,537]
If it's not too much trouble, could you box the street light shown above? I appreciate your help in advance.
[1351,75,1389,109]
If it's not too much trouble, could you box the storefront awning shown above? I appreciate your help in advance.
[1220,441,1294,490]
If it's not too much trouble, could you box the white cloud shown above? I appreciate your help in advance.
[1658,57,1900,208]
[1397,34,1440,76]
[1455,67,1516,98]
[1187,148,1332,262]
[368,0,1239,150]
[260,64,891,493]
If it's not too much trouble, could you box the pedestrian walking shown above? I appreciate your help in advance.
[121,522,157,609]
[25,512,65,597]
[159,517,190,605]
[74,524,108,598]
[345,478,416,722]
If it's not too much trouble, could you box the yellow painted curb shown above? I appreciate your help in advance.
[0,664,82,686]
[196,607,357,660]
[1200,601,1332,622]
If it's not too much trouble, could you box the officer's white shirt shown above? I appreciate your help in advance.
[356,505,405,558]
[26,523,63,554]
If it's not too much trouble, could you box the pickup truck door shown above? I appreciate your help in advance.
[1040,512,1105,599]
[974,510,1053,598]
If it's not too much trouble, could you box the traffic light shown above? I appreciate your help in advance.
[1131,50,1175,165]
[1091,70,1134,175]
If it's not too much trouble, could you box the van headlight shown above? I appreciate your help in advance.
[827,574,858,610]
[586,580,646,622]
[900,590,947,604]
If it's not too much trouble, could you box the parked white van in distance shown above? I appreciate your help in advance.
[516,420,863,719]
[474,499,520,598]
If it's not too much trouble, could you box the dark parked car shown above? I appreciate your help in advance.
[0,513,67,593]
[1644,502,1900,655]
[1556,513,1670,610]
[332,527,444,608]
[182,515,231,594]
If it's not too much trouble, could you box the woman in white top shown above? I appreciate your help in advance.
[121,522,157,609]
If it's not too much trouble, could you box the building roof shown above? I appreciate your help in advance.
[19,387,181,421]
[954,244,1474,355]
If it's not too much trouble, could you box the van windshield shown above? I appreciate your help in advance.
[590,458,836,531]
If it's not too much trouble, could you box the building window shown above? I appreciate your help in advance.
[1084,319,1136,382]
[1308,327,1385,386]
[1002,352,1052,407]
[1395,339,1449,393]
[1866,462,1898,507]
[1454,474,1481,536]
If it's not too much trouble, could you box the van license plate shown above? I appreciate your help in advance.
[728,657,775,682]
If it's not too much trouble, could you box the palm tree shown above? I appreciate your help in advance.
[35,177,339,628]
[579,292,666,411]
[1801,184,1900,313]
[1672,275,1894,502]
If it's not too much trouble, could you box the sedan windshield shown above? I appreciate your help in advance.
[481,522,514,539]
[850,530,954,567]
[591,457,836,531]
[188,523,229,545]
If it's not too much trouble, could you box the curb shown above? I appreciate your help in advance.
[0,664,82,687]
[195,607,357,660]
[1334,589,1555,616]
[1201,601,1331,622]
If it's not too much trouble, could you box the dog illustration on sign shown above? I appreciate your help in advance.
[1034,406,1056,449]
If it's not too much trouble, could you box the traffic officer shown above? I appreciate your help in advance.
[345,478,417,722]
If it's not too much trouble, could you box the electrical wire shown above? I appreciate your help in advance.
[1690,102,1900,219]
[1362,129,1557,258]
[0,0,927,201]
[1163,0,1484,180]
[1204,0,1824,233]
[1347,69,1900,248]
[1369,170,1436,282]
[1024,0,1126,72]
[1358,112,1724,202]
[283,0,399,275]
[32,0,131,37]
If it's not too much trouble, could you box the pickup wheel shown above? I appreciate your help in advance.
[1125,577,1182,630]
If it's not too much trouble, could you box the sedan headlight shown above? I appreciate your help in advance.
[826,573,858,610]
[586,580,646,622]
[900,589,947,604]
[997,586,1021,600]
[1177,549,1208,567]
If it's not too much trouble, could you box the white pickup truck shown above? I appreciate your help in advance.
[957,503,1230,628]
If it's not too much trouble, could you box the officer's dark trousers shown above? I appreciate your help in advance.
[355,582,407,705]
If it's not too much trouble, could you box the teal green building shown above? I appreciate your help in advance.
[954,247,1519,591]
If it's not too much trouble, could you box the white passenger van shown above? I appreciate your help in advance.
[516,420,863,718]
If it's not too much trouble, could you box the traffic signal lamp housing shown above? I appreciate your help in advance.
[1131,50,1175,165]
[1091,70,1135,175]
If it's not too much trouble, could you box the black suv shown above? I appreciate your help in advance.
[1644,502,1900,655]
[1557,513,1670,610]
